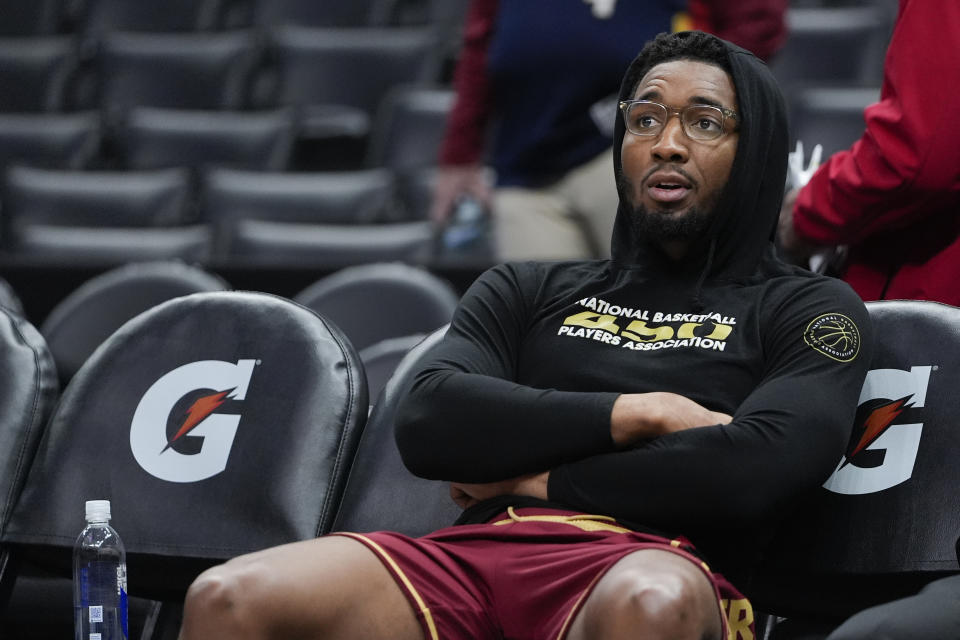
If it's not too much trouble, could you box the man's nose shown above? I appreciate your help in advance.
[650,115,689,163]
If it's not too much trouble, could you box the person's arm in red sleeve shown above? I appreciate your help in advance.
[688,0,787,61]
[792,0,960,247]
[430,0,497,222]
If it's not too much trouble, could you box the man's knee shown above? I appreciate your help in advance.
[573,551,722,640]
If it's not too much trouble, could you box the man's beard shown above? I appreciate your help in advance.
[626,202,712,246]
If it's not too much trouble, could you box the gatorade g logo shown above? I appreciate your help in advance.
[823,365,931,495]
[130,360,257,483]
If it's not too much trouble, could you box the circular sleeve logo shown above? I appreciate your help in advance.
[803,313,861,362]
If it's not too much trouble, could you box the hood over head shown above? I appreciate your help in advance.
[611,31,789,284]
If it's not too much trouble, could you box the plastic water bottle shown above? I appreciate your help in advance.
[441,195,492,258]
[73,500,128,640]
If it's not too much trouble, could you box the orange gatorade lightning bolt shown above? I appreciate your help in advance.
[161,388,236,453]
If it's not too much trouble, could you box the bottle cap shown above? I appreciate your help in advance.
[85,499,111,522]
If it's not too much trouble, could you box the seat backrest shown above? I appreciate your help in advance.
[81,0,225,37]
[0,111,101,170]
[252,0,389,27]
[789,86,880,159]
[121,106,296,172]
[2,291,368,600]
[293,262,459,351]
[267,25,439,116]
[202,166,397,228]
[98,30,258,118]
[0,0,64,36]
[0,306,58,605]
[0,36,77,112]
[331,326,460,535]
[365,84,453,175]
[753,300,960,620]
[357,332,428,402]
[0,277,24,317]
[39,261,230,387]
[770,7,890,95]
[3,165,191,228]
[220,219,435,268]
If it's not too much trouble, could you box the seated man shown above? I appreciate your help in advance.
[178,31,871,640]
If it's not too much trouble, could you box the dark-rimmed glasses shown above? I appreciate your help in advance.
[619,100,739,141]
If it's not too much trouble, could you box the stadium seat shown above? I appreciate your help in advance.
[97,30,259,121]
[251,0,392,27]
[0,111,101,170]
[0,278,24,316]
[293,262,459,352]
[770,6,891,100]
[0,36,78,112]
[218,219,435,268]
[789,87,881,159]
[80,0,226,38]
[0,306,58,609]
[0,0,65,36]
[39,261,230,388]
[120,106,296,172]
[331,325,460,536]
[202,166,397,228]
[0,165,210,265]
[366,84,453,176]
[754,300,960,637]
[1,291,368,631]
[261,24,440,148]
[357,332,428,402]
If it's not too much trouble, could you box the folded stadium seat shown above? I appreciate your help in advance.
[1,290,368,636]
[261,25,440,170]
[365,84,454,219]
[356,332,429,403]
[292,262,459,353]
[80,0,226,39]
[119,106,297,173]
[751,300,960,638]
[0,111,101,170]
[202,165,399,245]
[251,0,395,27]
[0,0,66,36]
[0,165,210,267]
[0,277,25,316]
[39,261,230,388]
[0,36,78,112]
[770,6,891,107]
[96,30,259,126]
[0,305,58,610]
[789,86,881,159]
[331,325,460,536]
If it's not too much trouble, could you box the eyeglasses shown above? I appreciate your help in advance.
[619,100,739,141]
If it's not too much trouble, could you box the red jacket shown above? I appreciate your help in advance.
[793,0,960,304]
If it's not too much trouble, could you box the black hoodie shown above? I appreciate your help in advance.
[396,35,871,582]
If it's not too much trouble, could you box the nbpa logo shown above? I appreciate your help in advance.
[130,359,257,483]
[824,365,932,495]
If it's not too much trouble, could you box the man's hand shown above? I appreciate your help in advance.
[610,392,732,448]
[449,471,550,509]
[429,164,492,224]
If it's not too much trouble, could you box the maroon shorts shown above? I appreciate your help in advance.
[333,507,755,640]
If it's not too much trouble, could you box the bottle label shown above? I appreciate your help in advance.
[89,605,104,623]
[90,634,102,640]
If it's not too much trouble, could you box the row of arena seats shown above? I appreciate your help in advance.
[0,261,460,396]
[0,0,464,37]
[0,283,957,638]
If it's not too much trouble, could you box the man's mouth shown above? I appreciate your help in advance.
[646,176,692,204]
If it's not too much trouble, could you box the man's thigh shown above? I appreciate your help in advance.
[180,535,424,640]
[492,187,593,260]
